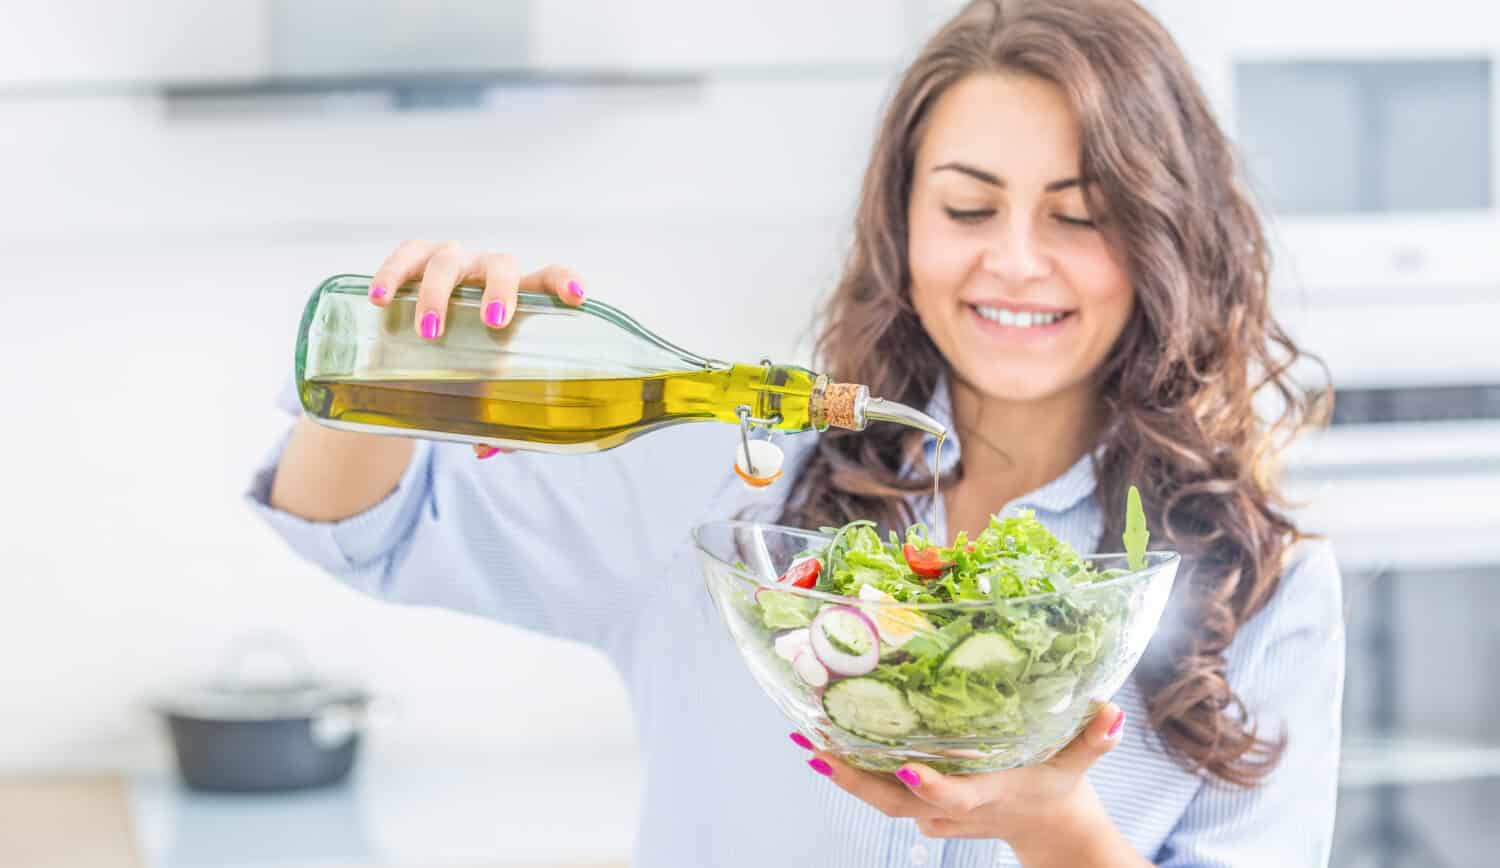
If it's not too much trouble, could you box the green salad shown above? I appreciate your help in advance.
[750,487,1150,745]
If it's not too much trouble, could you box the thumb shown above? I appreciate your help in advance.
[1047,703,1125,777]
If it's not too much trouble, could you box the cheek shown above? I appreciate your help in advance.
[908,216,973,308]
[1069,248,1133,337]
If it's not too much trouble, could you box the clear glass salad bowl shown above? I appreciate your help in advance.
[693,520,1179,775]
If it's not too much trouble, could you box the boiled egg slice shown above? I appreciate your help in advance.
[857,584,933,648]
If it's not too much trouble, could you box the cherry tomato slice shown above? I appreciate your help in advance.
[903,543,952,579]
[779,558,822,589]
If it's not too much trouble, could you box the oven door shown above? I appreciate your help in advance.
[1284,385,1500,867]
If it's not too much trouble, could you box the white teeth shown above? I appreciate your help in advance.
[974,305,1067,328]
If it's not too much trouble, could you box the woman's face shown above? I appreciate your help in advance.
[908,72,1134,406]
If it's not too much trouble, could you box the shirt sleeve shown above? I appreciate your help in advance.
[244,378,741,655]
[1153,539,1346,868]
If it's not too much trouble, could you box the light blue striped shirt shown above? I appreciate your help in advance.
[247,382,1344,867]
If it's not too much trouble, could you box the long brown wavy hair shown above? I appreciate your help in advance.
[778,0,1329,787]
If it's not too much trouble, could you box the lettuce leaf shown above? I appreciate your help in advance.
[755,589,819,630]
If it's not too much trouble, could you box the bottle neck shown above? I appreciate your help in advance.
[810,377,946,438]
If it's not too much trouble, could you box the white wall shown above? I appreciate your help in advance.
[0,73,899,772]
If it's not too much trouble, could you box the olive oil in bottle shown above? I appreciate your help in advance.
[304,364,828,452]
[294,274,944,454]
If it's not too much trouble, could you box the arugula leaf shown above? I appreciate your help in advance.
[1124,485,1149,571]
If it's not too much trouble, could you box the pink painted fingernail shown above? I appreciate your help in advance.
[420,312,440,340]
[475,444,500,460]
[567,280,585,301]
[484,301,506,327]
[807,758,833,777]
[896,768,921,788]
[789,732,814,751]
[1108,712,1126,739]
[369,283,387,301]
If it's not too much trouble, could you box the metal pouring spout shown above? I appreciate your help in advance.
[861,396,947,439]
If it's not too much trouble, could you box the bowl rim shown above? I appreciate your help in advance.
[691,519,1179,610]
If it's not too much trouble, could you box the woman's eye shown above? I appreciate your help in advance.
[1055,214,1097,228]
[943,206,995,224]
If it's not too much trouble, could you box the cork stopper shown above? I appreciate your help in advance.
[820,382,867,431]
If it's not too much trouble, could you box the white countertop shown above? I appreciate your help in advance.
[127,745,640,868]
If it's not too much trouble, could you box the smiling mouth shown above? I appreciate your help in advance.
[968,303,1076,329]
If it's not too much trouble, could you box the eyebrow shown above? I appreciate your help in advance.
[931,161,1086,192]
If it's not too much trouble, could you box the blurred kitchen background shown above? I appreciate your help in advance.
[1,1,1497,866]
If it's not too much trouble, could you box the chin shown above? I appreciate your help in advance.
[955,365,1074,404]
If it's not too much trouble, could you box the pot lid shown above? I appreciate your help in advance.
[155,679,367,721]
[153,632,367,721]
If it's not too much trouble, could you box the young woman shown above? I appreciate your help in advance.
[251,1,1344,865]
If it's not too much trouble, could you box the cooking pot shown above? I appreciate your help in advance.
[153,635,377,793]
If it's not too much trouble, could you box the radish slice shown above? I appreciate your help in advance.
[809,605,880,677]
[791,647,830,688]
[773,628,811,662]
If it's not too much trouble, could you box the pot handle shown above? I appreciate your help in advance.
[311,697,402,751]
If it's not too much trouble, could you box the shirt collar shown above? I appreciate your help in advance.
[915,375,1099,515]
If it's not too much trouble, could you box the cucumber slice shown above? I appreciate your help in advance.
[823,677,921,742]
[822,615,873,657]
[941,631,1027,678]
[810,606,880,676]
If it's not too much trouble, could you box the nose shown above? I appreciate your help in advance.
[980,214,1052,286]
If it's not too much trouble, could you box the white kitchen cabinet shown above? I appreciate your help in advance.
[0,1,267,88]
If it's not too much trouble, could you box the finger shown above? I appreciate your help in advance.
[415,242,480,340]
[476,252,521,329]
[1046,702,1125,777]
[370,239,439,308]
[808,752,937,820]
[518,264,587,306]
[891,763,987,817]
